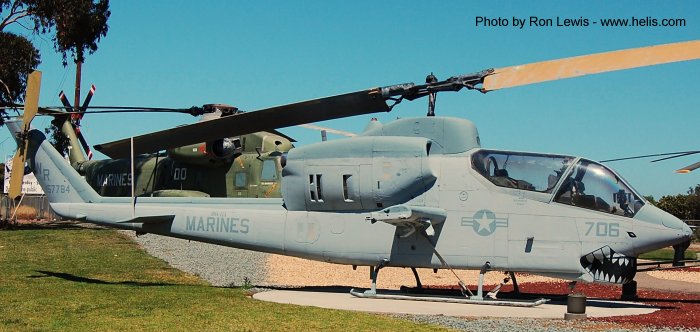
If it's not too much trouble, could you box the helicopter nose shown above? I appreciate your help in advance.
[680,219,693,240]
[632,204,692,254]
[660,209,693,241]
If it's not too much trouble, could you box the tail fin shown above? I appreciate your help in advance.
[6,119,100,204]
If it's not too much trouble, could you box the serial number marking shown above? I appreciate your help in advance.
[45,184,71,194]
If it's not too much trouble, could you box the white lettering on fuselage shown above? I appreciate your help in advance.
[96,173,132,187]
[185,215,250,234]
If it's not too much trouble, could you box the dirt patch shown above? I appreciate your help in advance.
[264,254,560,289]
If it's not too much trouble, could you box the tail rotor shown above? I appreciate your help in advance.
[58,84,95,160]
[8,71,41,199]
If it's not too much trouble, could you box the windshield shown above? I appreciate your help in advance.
[554,159,644,217]
[472,150,574,193]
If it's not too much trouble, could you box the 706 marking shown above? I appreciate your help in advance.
[585,222,619,237]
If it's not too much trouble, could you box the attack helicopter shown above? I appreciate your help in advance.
[7,40,699,305]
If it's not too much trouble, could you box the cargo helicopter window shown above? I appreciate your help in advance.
[472,150,573,193]
[261,159,278,182]
[234,172,247,189]
[554,159,644,217]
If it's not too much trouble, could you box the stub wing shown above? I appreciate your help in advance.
[116,215,175,224]
[367,205,447,237]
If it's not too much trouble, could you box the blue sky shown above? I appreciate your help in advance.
[3,1,699,199]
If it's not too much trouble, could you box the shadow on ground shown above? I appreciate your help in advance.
[28,270,178,287]
[1,219,105,231]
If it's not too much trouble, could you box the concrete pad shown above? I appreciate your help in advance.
[253,289,657,319]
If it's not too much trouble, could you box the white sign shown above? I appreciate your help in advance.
[3,156,44,195]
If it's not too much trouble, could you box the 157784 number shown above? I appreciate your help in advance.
[45,185,70,194]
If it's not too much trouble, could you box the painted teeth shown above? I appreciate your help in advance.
[594,251,605,261]
[580,246,636,284]
[602,247,612,256]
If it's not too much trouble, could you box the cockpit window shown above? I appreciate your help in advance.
[472,150,574,193]
[554,159,644,217]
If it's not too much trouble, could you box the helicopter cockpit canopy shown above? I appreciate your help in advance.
[472,150,573,193]
[472,150,644,217]
[554,159,644,217]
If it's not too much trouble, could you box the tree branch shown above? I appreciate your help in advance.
[0,10,30,31]
[0,78,12,99]
[0,78,20,116]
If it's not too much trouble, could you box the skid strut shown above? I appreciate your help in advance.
[366,258,389,295]
[410,267,422,289]
[510,271,520,295]
[486,272,511,299]
[472,262,491,300]
[419,232,474,297]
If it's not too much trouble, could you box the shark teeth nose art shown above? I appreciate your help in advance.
[580,245,636,284]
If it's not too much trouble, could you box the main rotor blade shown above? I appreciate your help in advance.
[300,123,357,137]
[600,150,700,163]
[651,151,700,163]
[483,40,700,91]
[676,161,700,174]
[94,89,388,159]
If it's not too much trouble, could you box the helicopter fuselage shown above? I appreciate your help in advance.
[15,116,691,284]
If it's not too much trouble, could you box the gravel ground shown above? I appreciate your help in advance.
[647,269,700,283]
[397,316,696,332]
[122,231,268,287]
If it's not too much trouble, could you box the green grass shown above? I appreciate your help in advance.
[0,224,446,331]
[638,247,698,261]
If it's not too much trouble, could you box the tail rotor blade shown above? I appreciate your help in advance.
[73,84,95,158]
[73,124,93,160]
[483,40,700,91]
[58,91,73,111]
[10,71,41,199]
[21,71,41,131]
[8,152,26,199]
[79,85,95,115]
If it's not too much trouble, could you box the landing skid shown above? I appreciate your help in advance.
[349,288,548,307]
[354,231,549,307]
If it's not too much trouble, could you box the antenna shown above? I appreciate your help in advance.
[426,73,438,117]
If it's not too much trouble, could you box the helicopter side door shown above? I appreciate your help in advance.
[471,150,585,273]
[230,155,251,198]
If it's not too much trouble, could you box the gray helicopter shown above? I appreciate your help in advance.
[7,40,698,305]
